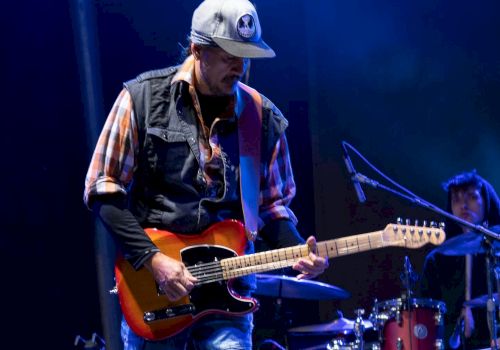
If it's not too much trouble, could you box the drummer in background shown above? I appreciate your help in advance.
[420,170,500,349]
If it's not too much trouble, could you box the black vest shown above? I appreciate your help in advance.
[124,66,288,234]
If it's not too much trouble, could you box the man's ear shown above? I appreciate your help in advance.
[191,43,201,60]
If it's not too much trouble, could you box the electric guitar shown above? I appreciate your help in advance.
[115,219,445,340]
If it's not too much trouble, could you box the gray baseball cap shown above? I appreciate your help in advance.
[190,0,275,58]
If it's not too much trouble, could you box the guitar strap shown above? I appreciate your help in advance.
[236,82,262,242]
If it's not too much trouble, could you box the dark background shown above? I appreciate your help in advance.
[3,0,499,348]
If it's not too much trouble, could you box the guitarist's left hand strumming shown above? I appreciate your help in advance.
[293,236,329,280]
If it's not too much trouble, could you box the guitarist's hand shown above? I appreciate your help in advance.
[293,236,329,280]
[145,252,198,301]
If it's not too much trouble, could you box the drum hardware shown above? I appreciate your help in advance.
[74,333,105,350]
[395,309,402,325]
[288,310,380,350]
[464,293,500,308]
[254,274,351,350]
[434,225,500,348]
[368,258,446,349]
[448,316,463,349]
[258,338,287,350]
[434,310,444,326]
[370,298,446,350]
[353,309,367,349]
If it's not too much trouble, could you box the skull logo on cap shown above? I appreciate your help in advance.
[237,14,256,39]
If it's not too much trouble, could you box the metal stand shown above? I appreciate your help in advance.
[483,237,499,350]
[353,309,366,350]
[354,172,500,241]
[74,333,106,350]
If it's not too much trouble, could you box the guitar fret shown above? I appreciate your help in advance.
[216,227,441,281]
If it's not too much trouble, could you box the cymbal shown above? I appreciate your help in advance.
[464,293,500,308]
[431,229,500,256]
[254,274,350,300]
[288,317,373,333]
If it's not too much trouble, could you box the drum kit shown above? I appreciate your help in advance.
[254,228,500,350]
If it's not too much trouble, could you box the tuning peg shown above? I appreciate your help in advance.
[405,218,411,225]
[423,220,428,227]
[354,308,365,317]
[430,221,437,228]
[439,222,445,230]
[397,217,403,224]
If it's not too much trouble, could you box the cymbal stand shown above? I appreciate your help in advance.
[495,261,500,328]
[400,255,418,300]
[483,237,499,350]
[353,309,366,350]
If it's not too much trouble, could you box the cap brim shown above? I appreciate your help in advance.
[213,37,276,58]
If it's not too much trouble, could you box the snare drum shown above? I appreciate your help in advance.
[370,298,446,350]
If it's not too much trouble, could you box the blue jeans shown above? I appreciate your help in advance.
[121,313,254,350]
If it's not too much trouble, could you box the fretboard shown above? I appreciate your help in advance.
[220,230,386,280]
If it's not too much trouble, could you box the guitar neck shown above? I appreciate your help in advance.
[220,230,385,280]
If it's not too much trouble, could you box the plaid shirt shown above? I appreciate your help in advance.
[84,56,297,228]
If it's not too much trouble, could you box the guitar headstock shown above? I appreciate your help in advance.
[382,219,446,248]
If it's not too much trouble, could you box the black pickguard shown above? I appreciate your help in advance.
[180,245,255,315]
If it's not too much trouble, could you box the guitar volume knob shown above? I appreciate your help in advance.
[144,312,156,322]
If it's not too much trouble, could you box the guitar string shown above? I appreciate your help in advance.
[186,230,436,285]
[186,239,381,279]
[192,260,300,285]
[186,239,386,284]
[190,259,300,280]
[185,245,307,276]
[185,228,433,278]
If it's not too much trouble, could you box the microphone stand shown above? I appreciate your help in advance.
[354,173,500,240]
[354,172,500,349]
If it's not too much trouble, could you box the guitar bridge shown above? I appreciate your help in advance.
[144,304,196,322]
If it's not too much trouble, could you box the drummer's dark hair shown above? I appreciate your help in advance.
[442,170,483,192]
[443,170,500,234]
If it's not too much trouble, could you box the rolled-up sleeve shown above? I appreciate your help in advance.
[84,89,138,208]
